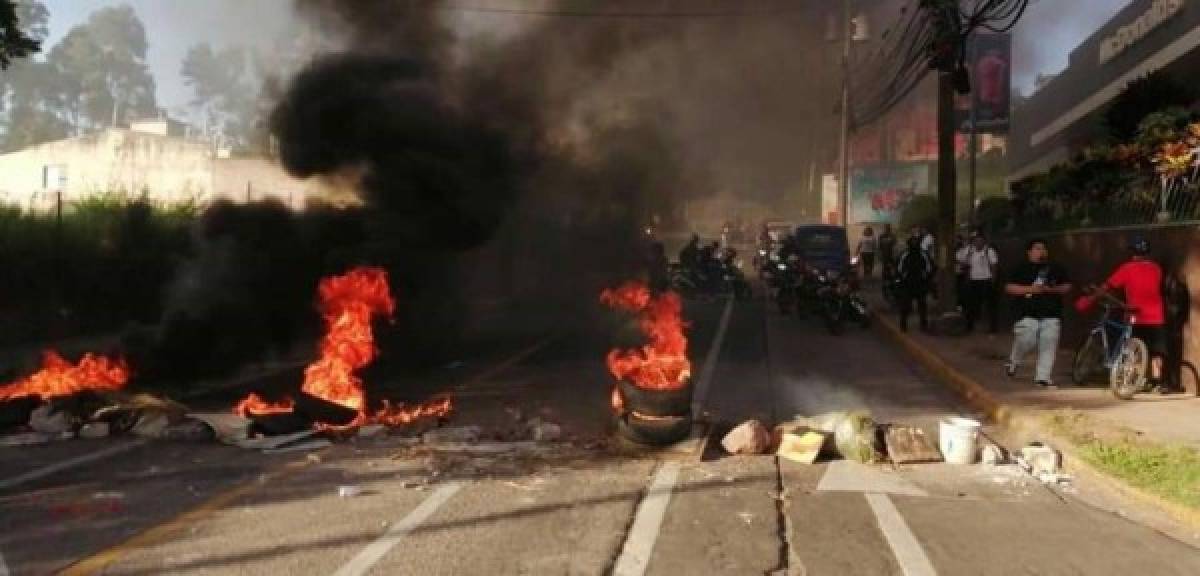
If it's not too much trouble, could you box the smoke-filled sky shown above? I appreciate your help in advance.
[39,0,1131,115]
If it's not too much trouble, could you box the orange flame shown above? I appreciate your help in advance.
[233,393,295,417]
[0,350,129,402]
[233,266,453,429]
[600,281,691,391]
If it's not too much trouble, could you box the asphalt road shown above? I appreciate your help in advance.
[2,294,1199,575]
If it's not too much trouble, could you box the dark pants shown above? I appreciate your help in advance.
[881,256,896,283]
[963,279,998,332]
[861,253,876,278]
[898,285,928,331]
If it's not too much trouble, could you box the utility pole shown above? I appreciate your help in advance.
[838,0,853,228]
[967,37,979,227]
[936,71,957,313]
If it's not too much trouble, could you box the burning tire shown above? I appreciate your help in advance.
[617,411,693,446]
[616,379,692,418]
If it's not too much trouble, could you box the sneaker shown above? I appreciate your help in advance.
[1004,363,1016,378]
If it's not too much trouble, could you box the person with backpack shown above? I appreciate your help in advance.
[956,231,1000,333]
[896,236,934,332]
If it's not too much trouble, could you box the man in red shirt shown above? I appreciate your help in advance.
[1091,237,1168,392]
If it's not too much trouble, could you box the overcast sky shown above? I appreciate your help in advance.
[39,0,1130,117]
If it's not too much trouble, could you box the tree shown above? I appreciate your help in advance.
[181,43,262,152]
[0,0,42,69]
[47,5,156,131]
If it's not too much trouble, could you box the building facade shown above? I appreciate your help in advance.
[0,120,322,212]
[1010,0,1198,182]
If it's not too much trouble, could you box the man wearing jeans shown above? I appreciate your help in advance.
[1004,239,1072,387]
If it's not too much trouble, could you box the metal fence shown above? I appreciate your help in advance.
[1012,179,1200,235]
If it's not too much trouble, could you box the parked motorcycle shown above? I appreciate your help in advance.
[809,267,870,335]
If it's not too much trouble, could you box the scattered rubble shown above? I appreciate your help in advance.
[29,404,73,435]
[337,485,364,498]
[884,425,942,464]
[981,444,1006,466]
[423,426,482,444]
[721,420,772,455]
[1018,443,1061,476]
[79,422,110,439]
[775,425,828,464]
[528,418,562,442]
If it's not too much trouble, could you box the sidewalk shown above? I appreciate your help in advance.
[882,317,1200,448]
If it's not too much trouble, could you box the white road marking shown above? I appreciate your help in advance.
[331,481,464,576]
[0,439,149,491]
[816,460,929,497]
[613,462,682,576]
[691,297,735,418]
[0,547,10,576]
[865,493,937,576]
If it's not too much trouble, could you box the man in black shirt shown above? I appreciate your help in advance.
[1004,239,1072,387]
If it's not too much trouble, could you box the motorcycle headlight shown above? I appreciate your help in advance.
[850,256,860,266]
[777,263,787,271]
[758,249,767,257]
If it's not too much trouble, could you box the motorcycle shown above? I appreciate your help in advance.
[809,267,871,335]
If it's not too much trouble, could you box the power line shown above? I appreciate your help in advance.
[436,3,804,19]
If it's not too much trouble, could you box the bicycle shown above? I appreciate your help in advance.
[1071,292,1149,400]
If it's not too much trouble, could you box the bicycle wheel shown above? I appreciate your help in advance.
[1071,332,1105,385]
[1110,337,1148,400]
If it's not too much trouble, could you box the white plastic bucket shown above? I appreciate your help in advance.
[939,417,981,464]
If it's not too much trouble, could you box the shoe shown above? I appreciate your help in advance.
[1004,363,1016,378]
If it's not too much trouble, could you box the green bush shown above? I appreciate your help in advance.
[0,194,196,346]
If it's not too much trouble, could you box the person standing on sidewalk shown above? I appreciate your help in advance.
[857,226,877,279]
[879,224,897,283]
[1005,239,1073,387]
[1083,236,1170,393]
[956,232,1000,333]
[896,236,934,332]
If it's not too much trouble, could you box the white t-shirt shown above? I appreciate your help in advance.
[956,245,998,280]
[920,233,935,254]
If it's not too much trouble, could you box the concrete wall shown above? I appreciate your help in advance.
[0,130,323,211]
[994,225,1200,392]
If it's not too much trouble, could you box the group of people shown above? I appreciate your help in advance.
[676,234,738,293]
[858,224,1172,393]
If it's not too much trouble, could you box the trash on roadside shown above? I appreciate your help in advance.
[981,444,1006,466]
[262,439,332,454]
[884,425,942,464]
[938,417,981,465]
[422,426,482,445]
[775,425,828,464]
[358,424,386,438]
[235,429,317,451]
[337,485,363,498]
[527,418,562,442]
[187,412,251,444]
[833,411,882,464]
[161,419,217,442]
[721,420,772,455]
[1019,442,1061,476]
[131,411,171,438]
[79,421,110,439]
[1036,471,1073,485]
[29,404,73,434]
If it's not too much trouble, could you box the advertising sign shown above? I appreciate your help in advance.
[957,33,1011,134]
[849,163,930,225]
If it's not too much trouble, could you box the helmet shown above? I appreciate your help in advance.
[1130,236,1150,256]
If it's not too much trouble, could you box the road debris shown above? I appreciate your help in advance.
[29,404,72,434]
[981,444,1006,466]
[337,485,364,498]
[262,439,332,454]
[0,431,53,446]
[79,421,110,439]
[884,425,942,464]
[528,418,562,442]
[775,425,828,464]
[832,411,881,464]
[1018,443,1061,476]
[358,424,386,438]
[423,426,482,444]
[721,420,772,454]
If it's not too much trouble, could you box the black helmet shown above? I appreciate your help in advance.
[1130,235,1150,256]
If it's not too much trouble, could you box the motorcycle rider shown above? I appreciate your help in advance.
[1081,236,1169,393]
[699,241,721,292]
[648,241,670,294]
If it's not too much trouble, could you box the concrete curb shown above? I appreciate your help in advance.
[872,310,1200,532]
